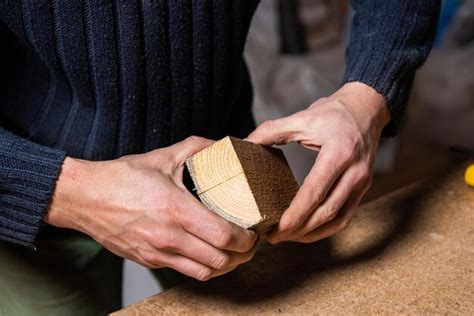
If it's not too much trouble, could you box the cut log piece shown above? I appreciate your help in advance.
[186,136,298,234]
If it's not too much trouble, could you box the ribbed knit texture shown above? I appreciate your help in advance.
[0,1,439,247]
[0,1,259,247]
[343,0,440,136]
[0,129,66,247]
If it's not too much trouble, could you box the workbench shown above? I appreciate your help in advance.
[115,164,474,315]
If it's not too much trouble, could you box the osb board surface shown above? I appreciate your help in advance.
[116,164,474,315]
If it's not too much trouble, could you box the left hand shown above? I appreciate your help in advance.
[246,82,390,244]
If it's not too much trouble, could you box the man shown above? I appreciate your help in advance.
[0,1,440,314]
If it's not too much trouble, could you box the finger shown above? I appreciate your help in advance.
[178,192,258,253]
[292,164,371,238]
[175,231,257,270]
[143,136,214,172]
[170,136,215,163]
[275,144,354,235]
[160,252,233,281]
[296,178,371,244]
[245,113,303,146]
[210,264,240,279]
[169,136,215,186]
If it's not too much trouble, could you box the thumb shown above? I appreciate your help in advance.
[170,136,215,163]
[245,116,298,146]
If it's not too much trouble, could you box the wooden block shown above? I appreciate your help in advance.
[186,136,298,234]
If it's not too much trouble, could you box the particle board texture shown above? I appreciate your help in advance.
[116,163,474,315]
[186,136,298,234]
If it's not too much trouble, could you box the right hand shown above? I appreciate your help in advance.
[45,136,258,281]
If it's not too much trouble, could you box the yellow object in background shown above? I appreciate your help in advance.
[465,164,474,187]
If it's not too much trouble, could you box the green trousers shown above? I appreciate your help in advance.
[0,231,183,316]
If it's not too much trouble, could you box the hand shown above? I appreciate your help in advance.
[247,82,390,244]
[46,136,258,281]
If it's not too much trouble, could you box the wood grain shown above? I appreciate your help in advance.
[186,136,298,233]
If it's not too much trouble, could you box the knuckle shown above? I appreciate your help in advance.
[257,119,292,145]
[341,138,359,161]
[307,185,325,205]
[162,195,185,224]
[183,136,208,151]
[356,164,372,183]
[156,207,174,227]
[186,135,201,144]
[153,149,170,162]
[140,251,160,267]
[156,234,178,250]
[214,229,233,249]
[210,253,230,270]
[141,227,159,245]
[346,148,358,162]
[195,268,213,281]
[320,205,338,223]
[162,153,177,171]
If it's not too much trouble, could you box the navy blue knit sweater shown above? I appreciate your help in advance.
[0,1,439,247]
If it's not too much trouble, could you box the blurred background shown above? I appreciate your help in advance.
[123,0,474,306]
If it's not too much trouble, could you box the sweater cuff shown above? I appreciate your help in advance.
[0,130,66,247]
[343,64,415,138]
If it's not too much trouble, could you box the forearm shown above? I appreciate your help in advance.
[344,0,441,136]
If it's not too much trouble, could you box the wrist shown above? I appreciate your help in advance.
[337,82,391,131]
[45,156,96,231]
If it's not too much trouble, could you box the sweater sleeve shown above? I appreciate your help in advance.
[343,0,441,136]
[0,127,66,247]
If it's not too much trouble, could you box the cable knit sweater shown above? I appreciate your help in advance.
[0,0,439,247]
